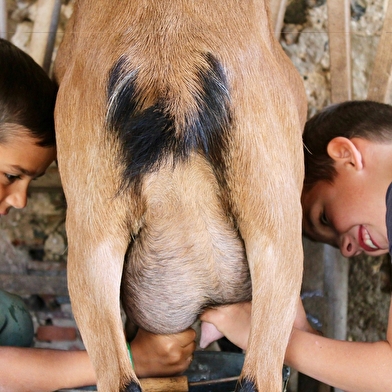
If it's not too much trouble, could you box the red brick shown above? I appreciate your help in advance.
[36,325,77,341]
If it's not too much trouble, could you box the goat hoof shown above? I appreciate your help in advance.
[123,381,142,392]
[235,378,257,392]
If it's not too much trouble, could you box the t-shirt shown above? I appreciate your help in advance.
[0,290,34,347]
[386,183,392,255]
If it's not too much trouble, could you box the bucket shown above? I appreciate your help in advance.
[185,351,244,392]
[185,351,290,392]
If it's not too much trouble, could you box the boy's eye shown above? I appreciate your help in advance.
[320,211,329,226]
[5,173,21,182]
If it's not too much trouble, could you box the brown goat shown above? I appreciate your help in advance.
[54,1,307,391]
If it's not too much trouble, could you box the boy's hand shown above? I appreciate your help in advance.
[199,299,314,352]
[130,328,196,378]
[200,302,251,351]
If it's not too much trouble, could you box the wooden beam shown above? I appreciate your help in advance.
[0,274,68,296]
[269,0,287,39]
[327,0,352,103]
[367,0,392,103]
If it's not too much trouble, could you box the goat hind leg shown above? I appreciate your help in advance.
[66,211,138,392]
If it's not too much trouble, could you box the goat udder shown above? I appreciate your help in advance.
[199,321,224,349]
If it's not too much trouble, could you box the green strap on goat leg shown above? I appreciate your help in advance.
[127,341,134,369]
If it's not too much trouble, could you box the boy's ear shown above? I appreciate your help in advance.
[327,136,363,171]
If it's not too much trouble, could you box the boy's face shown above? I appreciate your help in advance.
[0,132,56,215]
[301,152,390,258]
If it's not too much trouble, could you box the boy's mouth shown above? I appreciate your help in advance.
[359,225,380,251]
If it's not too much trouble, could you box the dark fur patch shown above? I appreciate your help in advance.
[123,381,141,392]
[106,53,231,191]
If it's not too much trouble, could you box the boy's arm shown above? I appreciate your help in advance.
[202,300,392,392]
[199,298,311,350]
[286,300,392,392]
[0,347,96,392]
[0,328,196,392]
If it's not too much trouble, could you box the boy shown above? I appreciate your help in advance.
[201,100,392,392]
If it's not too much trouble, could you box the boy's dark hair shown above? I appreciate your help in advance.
[0,38,57,147]
[303,100,392,190]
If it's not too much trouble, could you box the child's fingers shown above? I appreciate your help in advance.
[171,328,197,350]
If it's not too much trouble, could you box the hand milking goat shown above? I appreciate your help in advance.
[54,1,307,390]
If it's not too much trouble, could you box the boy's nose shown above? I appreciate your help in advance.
[339,235,360,258]
[6,186,28,210]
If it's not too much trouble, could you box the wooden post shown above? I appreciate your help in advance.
[269,0,287,39]
[301,239,349,392]
[29,0,61,73]
[367,0,392,103]
[327,0,352,103]
[42,0,62,74]
[299,238,327,392]
[322,245,349,392]
[304,4,352,381]
[0,0,6,40]
[323,245,349,342]
[325,5,351,392]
